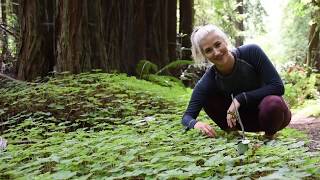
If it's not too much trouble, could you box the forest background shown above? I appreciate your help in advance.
[0,0,320,179]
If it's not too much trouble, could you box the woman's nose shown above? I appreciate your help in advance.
[212,48,221,57]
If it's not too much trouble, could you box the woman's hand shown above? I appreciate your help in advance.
[227,98,240,128]
[194,122,216,138]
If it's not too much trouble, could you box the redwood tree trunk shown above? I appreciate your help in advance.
[103,0,122,72]
[120,0,146,74]
[88,0,108,70]
[145,0,169,67]
[17,0,54,81]
[16,1,182,79]
[179,0,193,60]
[167,0,177,61]
[55,0,91,73]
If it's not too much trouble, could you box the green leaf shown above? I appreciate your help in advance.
[170,155,194,162]
[288,141,305,148]
[51,171,77,179]
[48,103,65,110]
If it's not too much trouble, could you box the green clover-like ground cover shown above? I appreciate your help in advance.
[0,73,319,179]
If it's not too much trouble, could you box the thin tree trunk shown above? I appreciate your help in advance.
[306,23,319,67]
[305,0,320,68]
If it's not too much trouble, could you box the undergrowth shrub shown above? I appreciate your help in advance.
[282,68,318,108]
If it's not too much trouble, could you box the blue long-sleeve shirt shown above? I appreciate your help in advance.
[182,44,284,129]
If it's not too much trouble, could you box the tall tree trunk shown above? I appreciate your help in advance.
[167,0,177,61]
[179,0,193,60]
[0,0,8,64]
[235,0,244,47]
[145,0,169,67]
[103,0,122,72]
[55,0,91,73]
[305,0,319,68]
[120,0,146,74]
[17,0,54,81]
[306,23,319,67]
[88,0,107,71]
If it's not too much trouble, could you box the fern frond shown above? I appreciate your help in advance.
[136,60,158,78]
[156,60,193,75]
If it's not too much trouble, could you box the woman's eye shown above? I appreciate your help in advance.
[205,48,212,54]
[215,42,221,48]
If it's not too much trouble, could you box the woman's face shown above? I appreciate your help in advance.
[200,32,230,66]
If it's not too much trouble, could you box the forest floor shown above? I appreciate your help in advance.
[1,73,320,179]
[289,114,320,151]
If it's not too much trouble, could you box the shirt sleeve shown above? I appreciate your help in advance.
[181,69,215,130]
[234,44,284,106]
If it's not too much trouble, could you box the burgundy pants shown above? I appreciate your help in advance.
[203,95,291,135]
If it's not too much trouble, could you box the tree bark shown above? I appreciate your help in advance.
[167,0,177,61]
[179,0,193,60]
[17,0,54,81]
[102,0,122,72]
[120,0,146,74]
[16,1,182,79]
[305,0,319,68]
[145,0,169,67]
[306,23,319,67]
[88,0,107,71]
[55,0,91,73]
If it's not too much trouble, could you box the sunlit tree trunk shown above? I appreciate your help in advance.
[305,0,319,69]
[17,0,55,81]
[179,0,193,60]
[306,23,319,67]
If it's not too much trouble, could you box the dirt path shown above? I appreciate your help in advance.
[288,114,320,151]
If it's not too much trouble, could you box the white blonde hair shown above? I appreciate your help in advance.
[191,24,230,63]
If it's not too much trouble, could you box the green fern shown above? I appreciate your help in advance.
[136,60,158,78]
[156,60,193,75]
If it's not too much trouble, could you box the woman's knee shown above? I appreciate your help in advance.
[259,95,291,134]
[259,95,286,112]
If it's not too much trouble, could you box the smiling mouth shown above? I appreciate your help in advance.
[214,55,224,61]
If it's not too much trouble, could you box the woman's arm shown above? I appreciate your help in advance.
[181,69,216,130]
[234,44,284,106]
[181,80,207,130]
[181,77,217,137]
